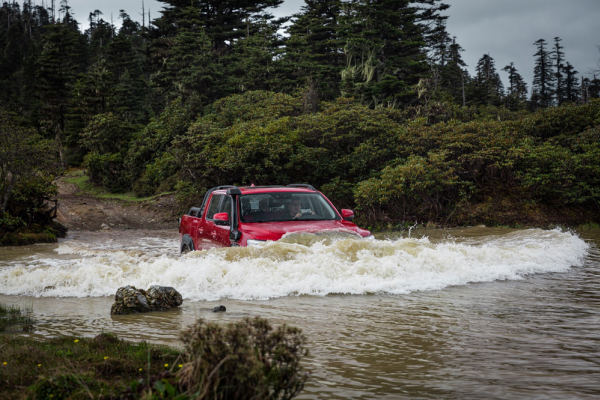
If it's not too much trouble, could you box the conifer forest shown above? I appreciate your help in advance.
[1,0,600,234]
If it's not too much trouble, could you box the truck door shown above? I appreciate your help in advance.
[195,194,223,250]
[213,195,232,247]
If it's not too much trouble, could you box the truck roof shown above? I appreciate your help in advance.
[211,185,317,195]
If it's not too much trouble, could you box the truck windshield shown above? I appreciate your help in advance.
[239,192,340,223]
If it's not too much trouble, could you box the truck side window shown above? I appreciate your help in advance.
[219,196,232,215]
[206,195,223,219]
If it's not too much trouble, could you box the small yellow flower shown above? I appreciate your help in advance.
[164,363,169,368]
[74,339,79,343]
[178,364,183,368]
[139,368,143,372]
[38,364,41,367]
[104,356,109,360]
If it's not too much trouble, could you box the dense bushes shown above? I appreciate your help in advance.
[0,109,61,234]
[165,93,599,226]
[64,90,600,227]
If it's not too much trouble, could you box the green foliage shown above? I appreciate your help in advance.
[0,109,61,230]
[178,317,308,400]
[1,317,308,400]
[509,100,600,140]
[0,331,180,398]
[80,112,140,155]
[80,112,141,192]
[127,95,202,196]
[84,152,130,193]
[517,140,600,205]
[29,373,90,399]
[170,91,600,226]
[355,153,461,221]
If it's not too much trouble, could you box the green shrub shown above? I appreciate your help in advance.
[355,152,461,222]
[84,152,130,192]
[510,100,600,141]
[29,374,91,399]
[177,317,308,400]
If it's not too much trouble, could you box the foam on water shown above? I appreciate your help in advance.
[0,229,589,300]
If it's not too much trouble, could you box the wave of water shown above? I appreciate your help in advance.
[0,229,589,300]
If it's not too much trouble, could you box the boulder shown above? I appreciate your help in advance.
[146,285,183,311]
[110,285,183,315]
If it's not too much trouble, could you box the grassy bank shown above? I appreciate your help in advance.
[62,168,173,203]
[0,304,309,399]
[0,333,181,399]
[0,222,67,247]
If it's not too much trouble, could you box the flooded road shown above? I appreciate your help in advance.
[1,227,599,399]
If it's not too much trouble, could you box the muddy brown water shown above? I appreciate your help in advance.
[1,227,599,399]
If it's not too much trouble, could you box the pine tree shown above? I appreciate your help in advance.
[282,0,344,99]
[165,13,221,102]
[531,38,555,109]
[562,62,580,104]
[337,0,447,107]
[224,22,283,94]
[502,62,528,110]
[552,37,566,106]
[36,20,84,163]
[587,75,600,99]
[438,36,467,104]
[468,53,504,106]
[149,1,286,103]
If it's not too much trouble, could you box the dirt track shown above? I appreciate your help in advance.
[55,179,178,232]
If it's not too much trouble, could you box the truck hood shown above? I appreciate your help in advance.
[239,219,370,242]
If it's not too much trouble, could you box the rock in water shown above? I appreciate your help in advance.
[146,285,183,311]
[212,305,226,313]
[110,285,150,315]
[110,285,183,315]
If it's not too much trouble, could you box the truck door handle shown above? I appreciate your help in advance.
[198,228,203,234]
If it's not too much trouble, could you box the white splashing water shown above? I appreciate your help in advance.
[0,229,589,300]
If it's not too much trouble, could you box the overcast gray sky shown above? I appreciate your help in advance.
[68,0,600,88]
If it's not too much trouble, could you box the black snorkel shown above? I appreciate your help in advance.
[227,187,242,246]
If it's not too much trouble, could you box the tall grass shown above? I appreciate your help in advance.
[0,303,35,332]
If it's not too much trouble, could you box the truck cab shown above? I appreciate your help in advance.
[179,185,372,252]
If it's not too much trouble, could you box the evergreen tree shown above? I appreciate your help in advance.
[531,38,554,109]
[562,62,580,104]
[468,53,504,106]
[439,36,467,104]
[150,0,284,51]
[225,22,284,94]
[502,62,528,110]
[86,11,113,63]
[337,0,448,107]
[64,59,115,157]
[587,75,600,99]
[36,20,84,163]
[0,2,49,120]
[552,37,566,106]
[149,1,286,104]
[164,11,220,101]
[282,0,344,99]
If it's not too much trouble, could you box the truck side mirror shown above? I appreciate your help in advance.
[341,209,354,221]
[213,212,230,225]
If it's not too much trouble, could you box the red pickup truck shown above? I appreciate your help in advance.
[178,184,372,251]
